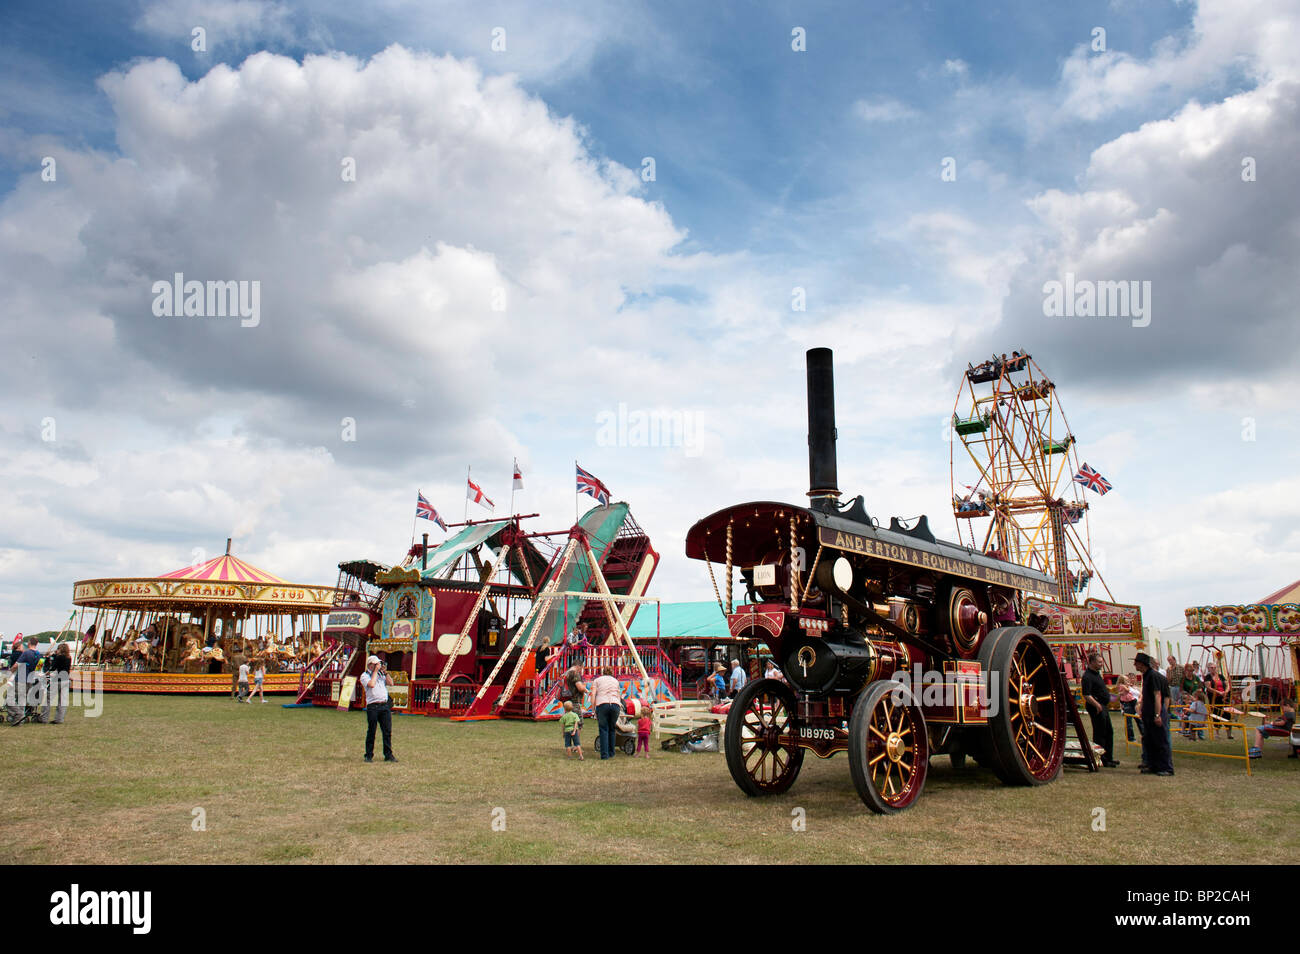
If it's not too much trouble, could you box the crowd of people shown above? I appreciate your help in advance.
[1108,652,1297,764]
[2,635,73,725]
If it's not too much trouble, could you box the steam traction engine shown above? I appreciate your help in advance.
[685,349,1072,813]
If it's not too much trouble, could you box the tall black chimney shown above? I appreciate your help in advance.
[806,347,840,511]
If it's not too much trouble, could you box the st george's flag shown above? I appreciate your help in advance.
[513,459,524,491]
[416,492,448,530]
[466,477,495,511]
[1073,463,1113,496]
[576,462,610,506]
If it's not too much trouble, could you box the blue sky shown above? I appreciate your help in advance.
[1,0,1298,647]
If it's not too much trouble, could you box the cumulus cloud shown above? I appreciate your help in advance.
[1059,0,1300,120]
[982,77,1300,388]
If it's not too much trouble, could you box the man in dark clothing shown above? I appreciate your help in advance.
[1081,652,1118,767]
[6,637,43,724]
[1135,652,1174,776]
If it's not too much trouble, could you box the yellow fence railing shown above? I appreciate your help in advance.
[1122,712,1253,776]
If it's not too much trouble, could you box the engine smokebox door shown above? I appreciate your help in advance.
[784,634,838,692]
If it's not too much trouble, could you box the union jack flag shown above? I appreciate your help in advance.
[1073,463,1112,496]
[416,492,448,530]
[576,463,610,506]
[466,479,494,511]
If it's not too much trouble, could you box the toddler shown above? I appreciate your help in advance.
[560,700,584,760]
[636,703,652,758]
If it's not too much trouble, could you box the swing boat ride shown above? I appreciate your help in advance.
[298,501,676,719]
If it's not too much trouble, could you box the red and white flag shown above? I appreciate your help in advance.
[512,458,523,491]
[466,478,495,511]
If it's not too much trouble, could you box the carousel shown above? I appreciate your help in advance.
[70,540,336,694]
[1184,578,1300,706]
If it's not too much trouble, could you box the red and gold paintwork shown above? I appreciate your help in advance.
[69,671,301,694]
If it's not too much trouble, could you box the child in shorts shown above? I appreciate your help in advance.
[561,700,584,760]
[249,661,266,703]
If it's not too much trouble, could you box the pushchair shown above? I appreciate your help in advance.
[611,713,639,756]
[5,672,45,726]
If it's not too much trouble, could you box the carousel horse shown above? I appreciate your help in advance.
[180,637,205,673]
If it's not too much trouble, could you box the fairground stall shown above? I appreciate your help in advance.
[1184,578,1300,707]
[302,503,680,719]
[70,540,336,694]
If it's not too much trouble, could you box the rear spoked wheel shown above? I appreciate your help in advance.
[980,627,1067,785]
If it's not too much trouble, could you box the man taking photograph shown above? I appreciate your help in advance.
[358,655,397,763]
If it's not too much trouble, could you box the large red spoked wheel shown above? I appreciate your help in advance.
[724,678,805,796]
[848,679,929,813]
[979,626,1067,785]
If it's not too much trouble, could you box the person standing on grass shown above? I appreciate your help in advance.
[6,637,42,724]
[230,646,247,700]
[560,700,583,760]
[1082,652,1118,767]
[636,705,652,758]
[248,660,266,704]
[590,666,623,760]
[358,655,397,763]
[41,643,72,724]
[236,659,251,702]
[1135,652,1173,776]
[559,665,586,718]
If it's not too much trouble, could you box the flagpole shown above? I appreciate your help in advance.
[412,489,420,545]
[509,459,516,517]
[465,466,470,522]
[574,459,579,527]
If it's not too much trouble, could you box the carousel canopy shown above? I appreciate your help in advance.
[1257,578,1300,604]
[1184,576,1300,638]
[73,543,336,614]
[159,553,287,585]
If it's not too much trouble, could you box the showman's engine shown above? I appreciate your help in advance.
[684,348,1073,812]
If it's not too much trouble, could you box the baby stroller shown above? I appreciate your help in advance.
[612,714,639,756]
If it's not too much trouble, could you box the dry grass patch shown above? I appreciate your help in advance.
[3,696,1296,864]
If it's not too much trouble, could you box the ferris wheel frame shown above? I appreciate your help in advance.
[949,352,1113,603]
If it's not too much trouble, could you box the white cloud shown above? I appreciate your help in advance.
[852,97,918,122]
[1059,0,1300,120]
[136,0,296,48]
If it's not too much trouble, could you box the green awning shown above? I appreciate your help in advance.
[420,520,511,578]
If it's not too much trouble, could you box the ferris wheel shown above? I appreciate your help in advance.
[949,351,1112,603]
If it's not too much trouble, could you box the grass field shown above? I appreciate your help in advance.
[3,694,1297,864]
